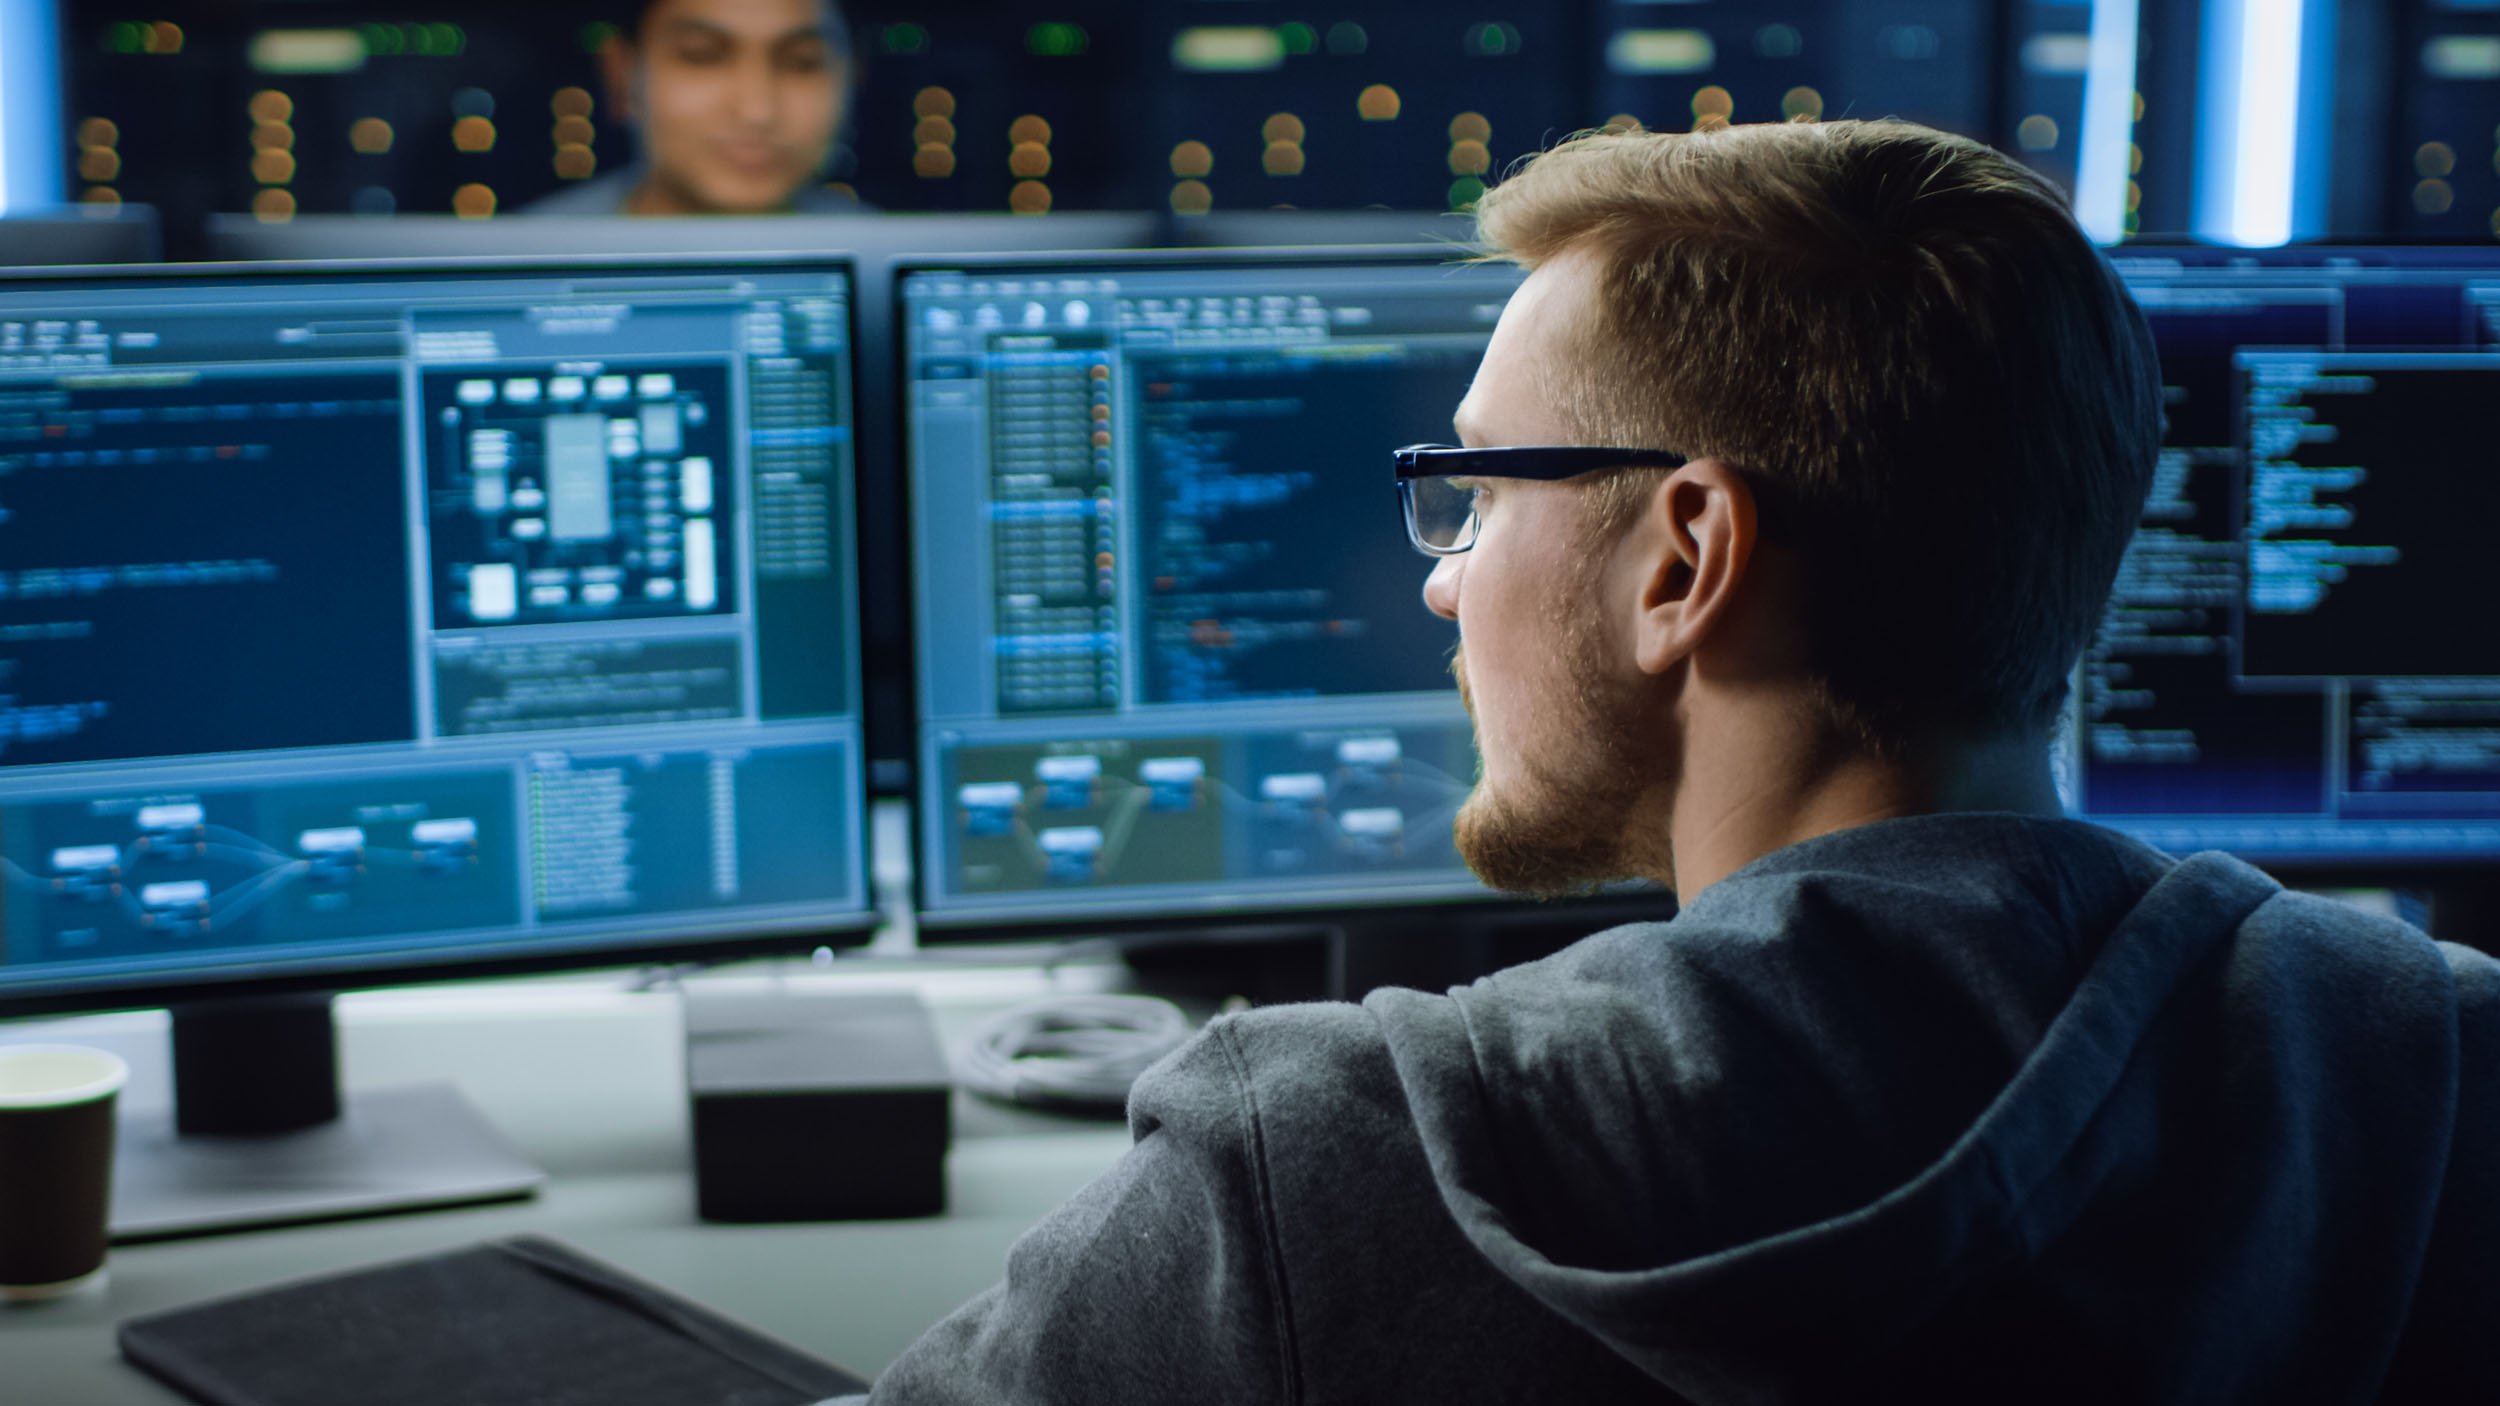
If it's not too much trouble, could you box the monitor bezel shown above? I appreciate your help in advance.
[0,251,882,1019]
[893,244,1553,940]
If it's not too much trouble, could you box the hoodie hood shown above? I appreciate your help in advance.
[1367,815,2467,1403]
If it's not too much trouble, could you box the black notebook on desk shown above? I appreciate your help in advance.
[118,1234,870,1406]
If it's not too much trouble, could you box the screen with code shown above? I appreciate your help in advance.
[0,261,872,1006]
[905,255,1519,925]
[2082,247,2500,865]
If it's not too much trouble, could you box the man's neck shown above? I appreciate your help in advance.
[1663,708,2063,898]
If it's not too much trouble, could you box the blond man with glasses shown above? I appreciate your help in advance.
[838,120,2500,1405]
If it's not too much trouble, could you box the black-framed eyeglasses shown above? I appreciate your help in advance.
[1393,443,1689,556]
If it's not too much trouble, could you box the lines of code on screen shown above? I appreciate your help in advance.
[2076,252,2500,860]
[1133,346,1471,704]
[0,373,415,768]
[2241,355,2500,678]
[2084,287,2334,818]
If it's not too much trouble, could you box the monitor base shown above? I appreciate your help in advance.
[110,1081,544,1243]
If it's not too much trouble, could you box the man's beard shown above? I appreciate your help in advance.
[1449,617,1667,897]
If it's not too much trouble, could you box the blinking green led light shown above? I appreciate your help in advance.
[882,22,929,55]
[1028,22,1089,58]
[1278,22,1317,56]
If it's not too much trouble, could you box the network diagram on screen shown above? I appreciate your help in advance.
[906,259,1523,922]
[2083,249,2500,864]
[0,265,870,998]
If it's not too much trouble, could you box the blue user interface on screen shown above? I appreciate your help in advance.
[0,263,872,1000]
[2082,247,2500,864]
[904,246,2500,934]
[904,257,1527,923]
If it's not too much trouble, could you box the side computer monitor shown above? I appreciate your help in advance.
[902,250,1523,934]
[2083,245,2500,872]
[0,257,873,1232]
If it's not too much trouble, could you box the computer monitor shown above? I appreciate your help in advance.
[2081,245,2500,884]
[900,249,1528,937]
[0,256,874,1234]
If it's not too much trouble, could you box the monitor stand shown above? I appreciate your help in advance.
[109,993,545,1243]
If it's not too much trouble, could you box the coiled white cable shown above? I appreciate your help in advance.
[956,994,1195,1113]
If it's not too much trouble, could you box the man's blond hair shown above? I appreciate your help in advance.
[1471,120,2161,748]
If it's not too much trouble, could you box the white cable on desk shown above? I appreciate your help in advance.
[956,994,1194,1113]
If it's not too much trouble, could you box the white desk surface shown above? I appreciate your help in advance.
[0,959,1143,1403]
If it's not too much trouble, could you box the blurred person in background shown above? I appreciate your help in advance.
[530,0,857,215]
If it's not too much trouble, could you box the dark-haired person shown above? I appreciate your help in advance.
[835,121,2500,1403]
[530,0,854,215]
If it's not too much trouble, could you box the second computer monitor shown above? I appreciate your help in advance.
[0,256,875,1016]
[906,242,2500,935]
[904,251,1522,930]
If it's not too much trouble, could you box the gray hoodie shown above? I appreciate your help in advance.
[852,814,2500,1402]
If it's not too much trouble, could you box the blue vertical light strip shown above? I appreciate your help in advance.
[0,0,65,215]
[2190,0,2244,243]
[2288,0,2336,241]
[0,2,10,216]
[2230,0,2305,244]
[2193,0,2309,246]
[2076,0,2144,244]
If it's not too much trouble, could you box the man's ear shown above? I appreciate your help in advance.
[599,35,640,125]
[1629,459,1758,677]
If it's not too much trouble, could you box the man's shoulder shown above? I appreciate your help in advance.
[1125,1000,1442,1231]
[2242,884,2493,994]
[518,172,634,216]
[1129,1000,1402,1127]
[2417,927,2500,1045]
[791,183,872,213]
[2444,937,2500,1001]
[1175,999,1411,1107]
